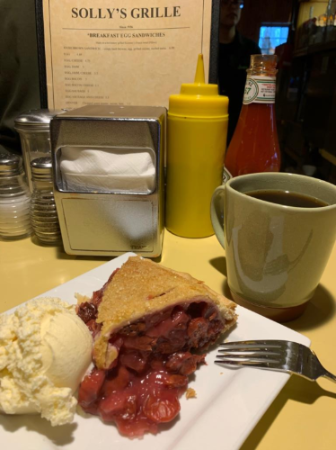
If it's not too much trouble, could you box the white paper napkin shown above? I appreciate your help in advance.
[60,147,156,193]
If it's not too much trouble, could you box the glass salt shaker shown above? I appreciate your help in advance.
[14,109,64,192]
[30,157,61,244]
[0,152,32,239]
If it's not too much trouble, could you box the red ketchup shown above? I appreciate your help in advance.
[225,54,281,176]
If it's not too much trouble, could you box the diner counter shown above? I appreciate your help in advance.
[1,231,336,449]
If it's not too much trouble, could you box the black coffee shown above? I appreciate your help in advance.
[246,189,329,208]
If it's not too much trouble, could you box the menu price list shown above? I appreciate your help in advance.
[63,46,104,107]
[61,36,176,107]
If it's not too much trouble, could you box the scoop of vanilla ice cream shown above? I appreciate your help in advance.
[0,298,92,426]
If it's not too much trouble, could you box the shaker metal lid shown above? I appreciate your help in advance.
[31,157,53,180]
[14,109,64,130]
[0,152,21,174]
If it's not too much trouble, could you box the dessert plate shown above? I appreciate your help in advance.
[0,252,310,450]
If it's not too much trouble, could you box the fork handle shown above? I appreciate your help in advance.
[323,371,336,383]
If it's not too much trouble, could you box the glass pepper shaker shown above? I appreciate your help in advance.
[30,157,61,244]
[0,152,31,239]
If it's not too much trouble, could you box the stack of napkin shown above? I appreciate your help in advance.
[59,147,156,193]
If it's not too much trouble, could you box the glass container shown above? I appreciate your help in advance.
[225,54,281,176]
[0,152,31,239]
[30,157,61,244]
[14,109,63,191]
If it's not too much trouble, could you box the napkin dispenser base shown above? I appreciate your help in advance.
[50,105,166,258]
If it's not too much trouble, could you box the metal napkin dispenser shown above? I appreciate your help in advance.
[50,105,166,257]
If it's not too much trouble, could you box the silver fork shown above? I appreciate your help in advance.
[216,340,336,382]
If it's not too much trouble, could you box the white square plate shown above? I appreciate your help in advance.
[0,253,310,450]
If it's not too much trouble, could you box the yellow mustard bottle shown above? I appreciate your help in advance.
[166,54,229,238]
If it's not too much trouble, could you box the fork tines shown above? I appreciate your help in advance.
[214,339,336,382]
[219,340,284,350]
[215,340,285,367]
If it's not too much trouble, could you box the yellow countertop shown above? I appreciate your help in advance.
[1,231,336,449]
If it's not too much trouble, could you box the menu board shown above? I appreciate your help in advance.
[36,0,219,109]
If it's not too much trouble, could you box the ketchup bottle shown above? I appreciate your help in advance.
[225,55,281,176]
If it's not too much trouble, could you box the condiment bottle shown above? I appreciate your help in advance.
[0,152,31,239]
[30,157,61,244]
[14,109,64,192]
[166,54,229,238]
[225,54,281,176]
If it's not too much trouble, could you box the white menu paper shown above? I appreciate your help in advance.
[42,0,214,109]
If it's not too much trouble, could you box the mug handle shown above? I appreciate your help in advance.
[210,184,226,249]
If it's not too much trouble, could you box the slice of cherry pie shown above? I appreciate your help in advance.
[77,256,237,438]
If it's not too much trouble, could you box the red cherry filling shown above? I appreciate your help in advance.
[78,301,224,437]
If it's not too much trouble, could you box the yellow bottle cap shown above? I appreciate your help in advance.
[168,54,229,118]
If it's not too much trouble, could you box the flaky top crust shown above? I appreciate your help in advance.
[94,256,237,369]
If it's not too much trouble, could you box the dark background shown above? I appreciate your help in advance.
[239,0,294,43]
[0,0,335,183]
[237,0,336,184]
